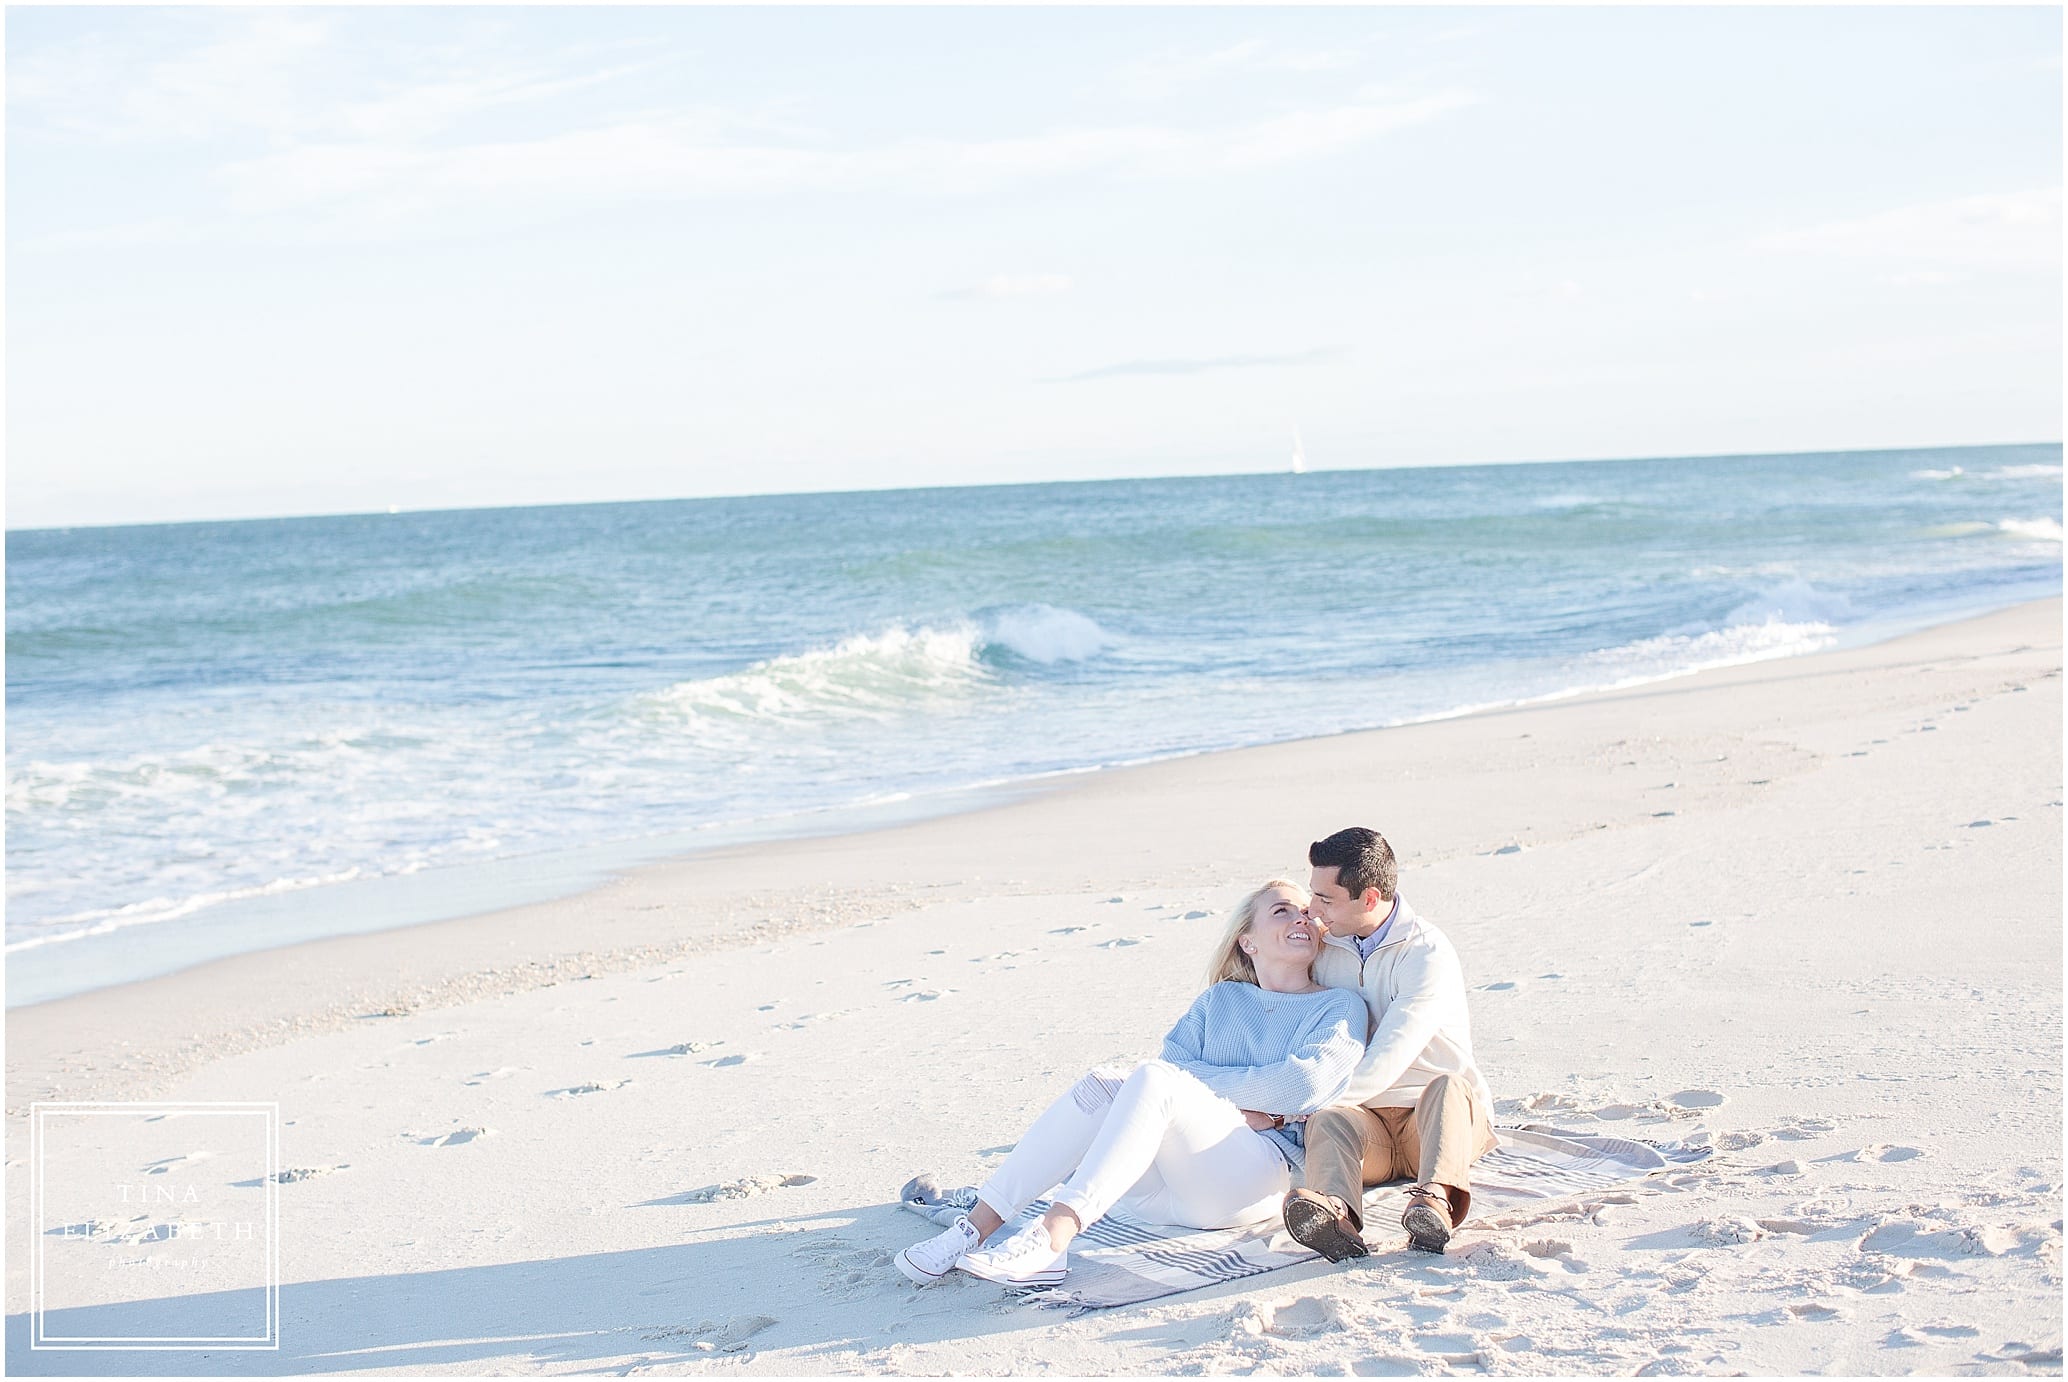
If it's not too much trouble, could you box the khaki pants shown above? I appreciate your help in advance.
[1299,1074,1497,1228]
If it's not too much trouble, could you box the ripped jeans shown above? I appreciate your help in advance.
[973,1059,1291,1232]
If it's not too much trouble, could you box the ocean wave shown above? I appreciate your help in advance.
[639,606,1112,728]
[1915,463,2064,483]
[4,866,375,953]
[1578,618,1840,686]
[1723,579,1857,627]
[979,604,1111,664]
[1998,517,2063,543]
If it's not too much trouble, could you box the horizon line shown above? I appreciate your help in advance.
[9,437,2062,536]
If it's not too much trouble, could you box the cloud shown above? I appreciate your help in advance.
[1753,188,2061,270]
[203,91,1474,224]
[1044,346,1349,383]
[10,11,336,142]
[13,11,1477,247]
[937,275,1074,301]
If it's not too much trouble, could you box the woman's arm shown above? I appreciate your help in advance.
[1159,990,1368,1116]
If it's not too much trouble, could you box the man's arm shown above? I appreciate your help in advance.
[1339,941,1459,1106]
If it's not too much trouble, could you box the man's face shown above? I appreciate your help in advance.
[1307,865,1379,937]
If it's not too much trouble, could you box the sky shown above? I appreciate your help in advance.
[7,5,2063,529]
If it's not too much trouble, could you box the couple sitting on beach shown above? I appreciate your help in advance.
[897,826,1497,1288]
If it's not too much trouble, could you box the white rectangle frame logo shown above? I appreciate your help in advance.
[29,1101,281,1350]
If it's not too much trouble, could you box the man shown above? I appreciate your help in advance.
[1281,826,1496,1260]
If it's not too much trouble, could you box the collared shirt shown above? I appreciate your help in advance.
[1353,895,1402,964]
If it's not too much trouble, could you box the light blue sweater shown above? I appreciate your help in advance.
[1158,981,1370,1169]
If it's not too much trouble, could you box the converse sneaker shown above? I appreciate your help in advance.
[895,1213,981,1285]
[956,1219,1069,1286]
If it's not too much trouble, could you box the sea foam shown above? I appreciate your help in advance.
[1998,517,2063,543]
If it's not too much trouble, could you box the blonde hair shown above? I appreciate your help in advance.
[1204,878,1308,989]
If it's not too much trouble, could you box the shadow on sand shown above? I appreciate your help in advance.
[6,1200,1086,1375]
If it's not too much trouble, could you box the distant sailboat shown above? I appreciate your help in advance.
[1291,427,1307,475]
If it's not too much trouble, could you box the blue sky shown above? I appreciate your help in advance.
[8,6,2062,528]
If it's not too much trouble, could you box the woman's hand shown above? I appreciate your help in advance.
[1241,1110,1285,1132]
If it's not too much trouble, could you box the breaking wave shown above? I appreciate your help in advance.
[1997,517,2063,543]
[639,606,1113,727]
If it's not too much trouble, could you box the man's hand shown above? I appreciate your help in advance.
[1241,1110,1281,1132]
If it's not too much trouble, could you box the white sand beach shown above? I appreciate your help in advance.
[6,598,2061,1377]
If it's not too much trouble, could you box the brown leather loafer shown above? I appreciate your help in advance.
[1282,1189,1369,1263]
[1401,1183,1455,1254]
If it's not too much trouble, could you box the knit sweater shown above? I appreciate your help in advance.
[1158,981,1370,1168]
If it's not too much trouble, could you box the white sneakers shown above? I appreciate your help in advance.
[957,1221,1068,1287]
[895,1215,1070,1287]
[895,1214,981,1285]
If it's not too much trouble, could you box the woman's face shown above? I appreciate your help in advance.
[1243,885,1318,968]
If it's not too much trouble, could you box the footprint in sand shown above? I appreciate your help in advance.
[681,1174,816,1204]
[273,1165,350,1184]
[1688,1216,1767,1245]
[1514,1092,1582,1115]
[1668,1089,1725,1109]
[644,1042,718,1058]
[1183,911,1210,920]
[547,1079,633,1098]
[1820,1143,1924,1164]
[1096,938,1142,949]
[1591,1102,1656,1121]
[1244,1296,1352,1340]
[464,1066,528,1084]
[412,1127,492,1147]
[711,1315,779,1352]
[643,1314,779,1352]
[1477,980,1519,992]
[143,1151,217,1175]
[898,990,949,1003]
[1772,1117,1836,1141]
[1048,927,1087,935]
[703,1054,750,1068]
[226,1164,351,1188]
[1788,1302,1843,1321]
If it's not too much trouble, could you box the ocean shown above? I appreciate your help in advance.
[6,444,2061,1004]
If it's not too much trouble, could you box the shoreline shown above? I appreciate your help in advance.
[5,595,2058,1113]
[4,594,2058,1376]
[8,582,2055,1011]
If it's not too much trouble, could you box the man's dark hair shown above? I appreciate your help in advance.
[1309,827,1397,901]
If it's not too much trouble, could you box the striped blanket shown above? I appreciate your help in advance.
[901,1125,1710,1311]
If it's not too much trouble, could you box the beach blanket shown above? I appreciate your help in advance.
[900,1124,1710,1311]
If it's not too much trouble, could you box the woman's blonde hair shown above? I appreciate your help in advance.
[1204,878,1308,989]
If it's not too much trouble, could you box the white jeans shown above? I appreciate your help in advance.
[974,1059,1291,1232]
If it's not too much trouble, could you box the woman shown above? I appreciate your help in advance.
[895,879,1368,1287]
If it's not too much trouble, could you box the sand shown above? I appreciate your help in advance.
[5,598,2062,1376]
